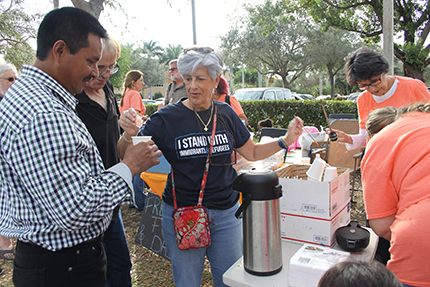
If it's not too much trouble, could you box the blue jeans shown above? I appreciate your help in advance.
[103,210,132,287]
[162,202,242,287]
[132,175,147,210]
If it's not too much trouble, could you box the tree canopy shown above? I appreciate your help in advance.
[221,1,315,88]
[293,0,430,80]
[0,0,40,69]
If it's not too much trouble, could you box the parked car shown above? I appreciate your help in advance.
[142,99,156,105]
[233,87,292,101]
[347,92,361,102]
[294,93,314,100]
[316,95,331,100]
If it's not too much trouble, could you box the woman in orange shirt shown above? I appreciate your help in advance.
[212,76,248,125]
[119,70,146,117]
[332,46,430,150]
[119,70,147,210]
[363,103,430,287]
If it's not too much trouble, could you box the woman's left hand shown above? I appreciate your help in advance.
[284,116,304,145]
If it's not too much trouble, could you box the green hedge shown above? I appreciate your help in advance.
[145,100,358,132]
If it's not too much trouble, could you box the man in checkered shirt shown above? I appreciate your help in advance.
[0,7,161,287]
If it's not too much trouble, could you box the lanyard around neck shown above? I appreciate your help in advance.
[172,105,218,209]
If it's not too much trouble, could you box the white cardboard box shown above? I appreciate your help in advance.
[280,202,351,247]
[276,164,350,219]
[289,244,351,287]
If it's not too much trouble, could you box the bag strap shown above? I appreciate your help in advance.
[225,94,231,106]
[172,105,218,209]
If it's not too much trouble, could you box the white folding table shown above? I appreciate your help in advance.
[223,228,378,287]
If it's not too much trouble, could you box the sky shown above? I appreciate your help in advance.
[22,0,266,50]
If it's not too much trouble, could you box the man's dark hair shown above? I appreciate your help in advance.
[344,46,389,86]
[318,261,402,287]
[36,7,107,61]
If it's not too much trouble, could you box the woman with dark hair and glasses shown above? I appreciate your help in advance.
[331,46,430,150]
[118,47,303,287]
[0,62,18,101]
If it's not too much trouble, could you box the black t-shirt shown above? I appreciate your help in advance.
[140,100,250,209]
[75,81,120,169]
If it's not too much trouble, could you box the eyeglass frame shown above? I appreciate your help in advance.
[98,62,120,77]
[183,47,214,55]
[357,74,383,90]
[1,77,16,82]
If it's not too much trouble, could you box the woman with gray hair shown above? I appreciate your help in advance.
[0,62,18,101]
[117,47,303,287]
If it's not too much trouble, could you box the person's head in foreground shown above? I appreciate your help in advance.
[366,102,430,138]
[177,46,223,111]
[344,46,391,97]
[318,261,402,287]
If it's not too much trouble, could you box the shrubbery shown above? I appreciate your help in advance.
[144,100,358,132]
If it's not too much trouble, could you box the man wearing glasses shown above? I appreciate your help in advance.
[160,59,188,108]
[332,46,430,150]
[75,35,132,287]
[0,62,18,101]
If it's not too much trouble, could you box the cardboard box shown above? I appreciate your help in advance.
[234,149,285,173]
[289,244,351,287]
[280,202,351,247]
[276,164,350,219]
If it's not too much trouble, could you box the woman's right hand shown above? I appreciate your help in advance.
[326,128,352,144]
[119,108,142,136]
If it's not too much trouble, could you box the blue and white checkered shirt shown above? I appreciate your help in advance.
[0,65,133,251]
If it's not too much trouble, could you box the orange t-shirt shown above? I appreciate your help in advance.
[357,76,430,129]
[362,113,430,286]
[119,89,146,115]
[216,94,245,116]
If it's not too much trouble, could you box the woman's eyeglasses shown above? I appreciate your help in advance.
[98,63,120,76]
[357,74,382,90]
[1,77,16,82]
[183,47,214,55]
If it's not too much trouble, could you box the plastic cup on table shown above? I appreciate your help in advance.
[323,166,338,182]
[132,136,152,145]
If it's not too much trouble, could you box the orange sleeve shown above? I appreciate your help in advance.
[229,96,245,116]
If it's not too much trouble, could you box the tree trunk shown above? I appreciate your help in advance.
[394,46,425,81]
[327,67,335,97]
[71,0,105,19]
[403,62,424,81]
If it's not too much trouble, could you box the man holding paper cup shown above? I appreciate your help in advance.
[0,8,161,286]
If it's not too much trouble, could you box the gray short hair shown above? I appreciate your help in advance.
[177,49,223,81]
[0,62,18,77]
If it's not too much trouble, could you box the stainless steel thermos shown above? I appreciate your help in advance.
[234,169,283,276]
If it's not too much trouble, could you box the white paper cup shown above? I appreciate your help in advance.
[306,157,326,181]
[323,166,338,182]
[132,136,152,145]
